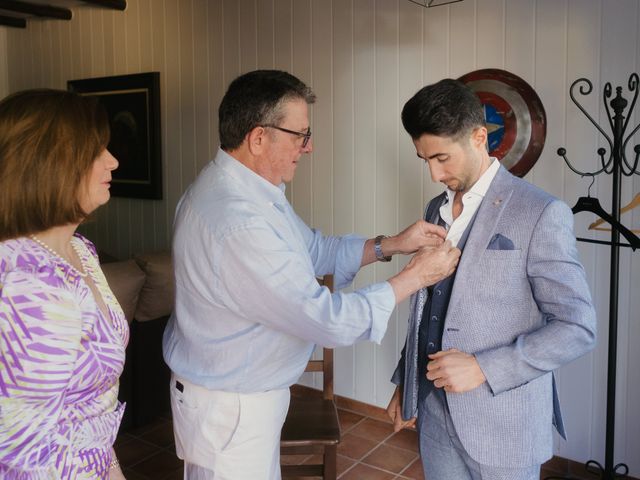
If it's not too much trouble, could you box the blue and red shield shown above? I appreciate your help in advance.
[458,68,546,178]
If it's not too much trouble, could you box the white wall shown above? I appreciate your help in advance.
[4,0,640,473]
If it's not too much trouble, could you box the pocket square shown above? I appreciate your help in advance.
[487,233,515,250]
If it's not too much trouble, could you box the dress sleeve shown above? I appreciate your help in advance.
[0,267,82,473]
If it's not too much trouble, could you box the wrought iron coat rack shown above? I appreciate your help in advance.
[548,74,640,480]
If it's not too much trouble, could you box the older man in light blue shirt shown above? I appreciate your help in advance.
[162,70,460,480]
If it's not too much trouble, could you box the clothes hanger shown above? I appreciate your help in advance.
[571,176,640,249]
[588,192,640,233]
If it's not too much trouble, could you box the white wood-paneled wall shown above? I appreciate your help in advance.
[2,0,639,472]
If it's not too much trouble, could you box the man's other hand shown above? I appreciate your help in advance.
[389,241,460,303]
[408,241,460,287]
[385,220,447,255]
[426,349,486,393]
[386,386,416,433]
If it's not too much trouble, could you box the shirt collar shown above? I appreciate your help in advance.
[444,157,500,206]
[215,147,287,205]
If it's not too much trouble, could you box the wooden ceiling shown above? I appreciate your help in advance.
[0,0,126,28]
[0,0,466,29]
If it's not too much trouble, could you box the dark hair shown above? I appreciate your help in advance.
[0,89,110,241]
[401,78,485,141]
[218,70,316,150]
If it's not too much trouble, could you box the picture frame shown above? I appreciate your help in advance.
[68,72,162,199]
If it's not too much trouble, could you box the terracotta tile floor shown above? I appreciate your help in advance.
[114,408,598,479]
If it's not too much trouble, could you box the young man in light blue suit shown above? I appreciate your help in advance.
[387,79,597,480]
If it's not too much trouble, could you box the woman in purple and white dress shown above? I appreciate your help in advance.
[0,89,127,479]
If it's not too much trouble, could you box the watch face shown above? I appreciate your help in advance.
[458,68,547,178]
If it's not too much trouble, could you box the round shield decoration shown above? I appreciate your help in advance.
[458,68,546,177]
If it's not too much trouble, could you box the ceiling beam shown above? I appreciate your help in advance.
[80,0,126,10]
[0,13,25,27]
[0,0,72,20]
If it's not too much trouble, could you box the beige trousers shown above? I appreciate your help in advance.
[169,373,290,480]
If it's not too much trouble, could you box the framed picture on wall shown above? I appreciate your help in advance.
[68,72,162,200]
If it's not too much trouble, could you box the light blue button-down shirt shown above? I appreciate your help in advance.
[162,148,396,392]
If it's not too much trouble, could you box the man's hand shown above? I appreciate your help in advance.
[388,241,460,303]
[426,349,486,393]
[385,220,447,255]
[409,242,460,287]
[386,386,416,433]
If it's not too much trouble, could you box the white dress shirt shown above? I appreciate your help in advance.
[439,158,501,247]
[163,148,396,393]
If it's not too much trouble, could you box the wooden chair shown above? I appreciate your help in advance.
[280,276,341,479]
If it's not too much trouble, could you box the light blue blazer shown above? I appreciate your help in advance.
[392,165,597,468]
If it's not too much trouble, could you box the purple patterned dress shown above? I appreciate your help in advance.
[0,235,129,479]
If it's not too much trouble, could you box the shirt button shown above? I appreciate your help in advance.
[427,342,436,351]
[431,315,438,322]
[435,289,442,296]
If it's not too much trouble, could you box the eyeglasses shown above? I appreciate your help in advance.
[263,125,312,148]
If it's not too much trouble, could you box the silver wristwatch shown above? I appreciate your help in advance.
[374,235,392,262]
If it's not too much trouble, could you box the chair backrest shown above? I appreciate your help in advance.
[304,275,334,400]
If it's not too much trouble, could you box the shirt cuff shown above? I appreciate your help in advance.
[356,281,396,344]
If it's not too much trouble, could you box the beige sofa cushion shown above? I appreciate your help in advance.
[134,251,175,322]
[100,259,146,324]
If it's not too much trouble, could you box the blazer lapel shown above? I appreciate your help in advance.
[415,191,448,313]
[447,166,515,315]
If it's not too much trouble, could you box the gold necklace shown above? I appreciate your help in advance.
[30,235,88,278]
